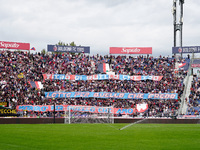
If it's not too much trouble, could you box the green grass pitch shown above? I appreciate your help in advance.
[0,124,200,150]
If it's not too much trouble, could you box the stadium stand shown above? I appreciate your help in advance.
[0,50,190,117]
[186,75,200,115]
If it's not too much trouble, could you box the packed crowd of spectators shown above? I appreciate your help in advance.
[0,50,188,117]
[187,75,200,115]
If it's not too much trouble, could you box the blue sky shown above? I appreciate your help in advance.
[0,0,200,56]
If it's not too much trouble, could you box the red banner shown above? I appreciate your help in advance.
[43,74,163,81]
[191,64,200,68]
[17,105,138,114]
[0,41,30,50]
[109,47,152,54]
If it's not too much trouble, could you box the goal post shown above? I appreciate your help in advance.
[64,105,114,124]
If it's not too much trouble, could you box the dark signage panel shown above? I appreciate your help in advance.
[172,46,200,54]
[0,108,19,117]
[47,45,90,53]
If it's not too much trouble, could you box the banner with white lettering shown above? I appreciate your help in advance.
[45,92,178,99]
[47,45,90,53]
[16,105,139,114]
[0,41,30,50]
[43,74,163,81]
[191,59,200,68]
[172,46,200,54]
[109,47,152,54]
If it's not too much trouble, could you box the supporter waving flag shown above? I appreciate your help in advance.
[98,63,109,73]
[28,81,43,89]
[136,103,148,112]
[30,47,36,51]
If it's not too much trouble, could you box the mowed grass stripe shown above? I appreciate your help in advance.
[0,124,199,150]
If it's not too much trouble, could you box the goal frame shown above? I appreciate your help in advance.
[64,105,114,124]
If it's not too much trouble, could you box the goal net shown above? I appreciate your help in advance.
[64,105,114,124]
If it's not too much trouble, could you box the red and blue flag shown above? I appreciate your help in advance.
[30,47,36,51]
[28,81,43,89]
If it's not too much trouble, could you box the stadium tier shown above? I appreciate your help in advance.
[1,50,199,118]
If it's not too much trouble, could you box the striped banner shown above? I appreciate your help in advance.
[43,74,163,81]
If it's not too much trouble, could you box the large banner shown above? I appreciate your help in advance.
[172,46,200,54]
[43,74,163,81]
[45,92,178,99]
[109,47,152,54]
[47,45,90,53]
[0,41,30,50]
[16,105,138,114]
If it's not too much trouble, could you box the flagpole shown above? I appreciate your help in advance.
[28,48,30,55]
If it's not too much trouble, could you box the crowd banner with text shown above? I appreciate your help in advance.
[172,46,200,54]
[45,92,178,99]
[0,41,30,50]
[16,105,139,114]
[109,47,152,54]
[191,59,200,68]
[43,74,163,81]
[191,64,200,68]
[0,107,19,117]
[47,45,90,53]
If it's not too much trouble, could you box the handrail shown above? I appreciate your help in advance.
[178,58,193,115]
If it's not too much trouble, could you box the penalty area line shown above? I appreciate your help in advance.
[104,123,120,130]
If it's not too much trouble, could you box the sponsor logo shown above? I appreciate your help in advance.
[121,48,141,54]
[0,42,20,49]
[53,46,57,51]
[178,48,182,53]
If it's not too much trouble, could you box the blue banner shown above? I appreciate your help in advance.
[45,92,178,99]
[17,105,137,114]
[172,46,200,54]
[47,45,90,53]
[44,74,163,81]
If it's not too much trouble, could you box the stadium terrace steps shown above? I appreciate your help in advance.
[181,75,193,114]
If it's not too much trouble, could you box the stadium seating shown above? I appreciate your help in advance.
[0,50,189,117]
[186,75,200,115]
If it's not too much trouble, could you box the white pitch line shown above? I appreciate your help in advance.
[119,119,146,130]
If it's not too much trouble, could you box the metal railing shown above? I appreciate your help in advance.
[178,57,193,115]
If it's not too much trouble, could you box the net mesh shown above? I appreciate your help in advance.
[64,106,114,124]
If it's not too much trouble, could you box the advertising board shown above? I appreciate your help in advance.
[172,46,200,54]
[0,41,30,50]
[47,45,90,53]
[109,47,152,54]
